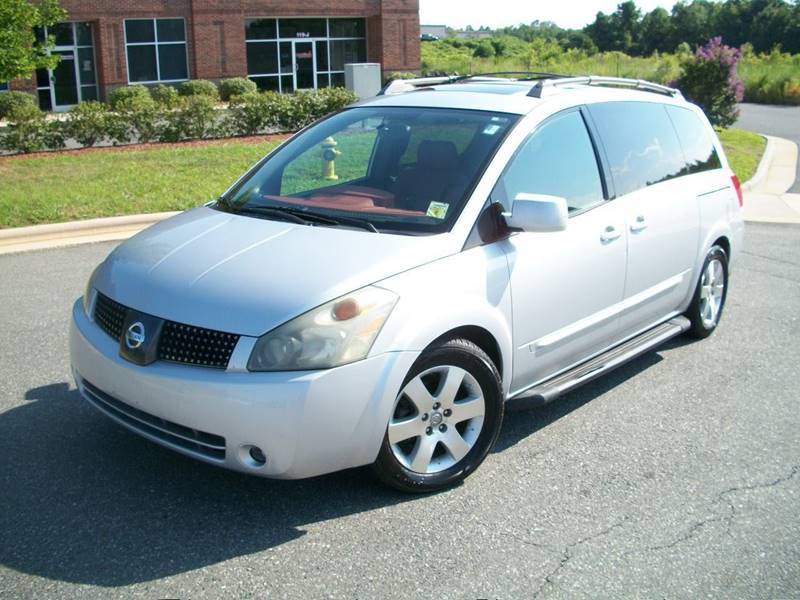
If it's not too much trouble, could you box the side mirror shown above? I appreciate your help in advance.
[502,193,568,233]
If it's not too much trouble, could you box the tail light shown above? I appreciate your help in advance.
[731,174,743,207]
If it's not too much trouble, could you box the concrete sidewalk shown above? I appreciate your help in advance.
[742,136,800,224]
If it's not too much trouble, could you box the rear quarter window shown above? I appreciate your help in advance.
[665,106,722,174]
[589,101,686,197]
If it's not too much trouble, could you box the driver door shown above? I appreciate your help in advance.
[496,108,628,394]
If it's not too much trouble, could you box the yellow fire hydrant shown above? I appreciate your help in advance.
[321,136,341,181]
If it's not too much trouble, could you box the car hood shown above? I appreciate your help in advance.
[95,206,458,337]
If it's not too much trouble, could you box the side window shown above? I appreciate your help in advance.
[589,101,686,197]
[666,106,722,174]
[493,110,604,213]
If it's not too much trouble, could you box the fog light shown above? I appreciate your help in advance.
[249,446,266,465]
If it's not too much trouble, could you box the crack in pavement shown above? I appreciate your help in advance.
[530,517,631,598]
[646,465,800,552]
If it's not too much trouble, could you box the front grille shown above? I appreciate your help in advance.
[93,293,126,340]
[92,292,240,369]
[158,321,239,369]
[81,379,226,461]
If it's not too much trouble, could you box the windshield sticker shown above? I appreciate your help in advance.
[427,202,450,219]
[482,124,502,135]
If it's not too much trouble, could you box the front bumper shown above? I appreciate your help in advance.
[69,300,419,479]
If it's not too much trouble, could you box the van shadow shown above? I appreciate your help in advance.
[0,346,678,587]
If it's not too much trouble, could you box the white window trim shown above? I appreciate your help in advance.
[123,18,189,85]
[244,17,366,92]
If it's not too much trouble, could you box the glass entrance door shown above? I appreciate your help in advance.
[52,50,79,108]
[35,22,98,111]
[293,41,316,90]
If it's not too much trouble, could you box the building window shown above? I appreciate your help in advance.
[0,82,8,93]
[245,17,366,93]
[124,18,188,84]
[33,22,98,111]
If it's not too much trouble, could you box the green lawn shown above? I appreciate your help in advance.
[0,140,281,228]
[0,129,767,228]
[716,127,767,183]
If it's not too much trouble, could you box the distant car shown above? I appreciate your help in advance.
[71,75,744,493]
[420,33,440,41]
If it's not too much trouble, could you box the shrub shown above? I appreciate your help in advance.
[271,87,358,132]
[472,40,495,59]
[0,103,64,154]
[160,95,218,142]
[219,77,257,101]
[383,71,417,85]
[108,92,160,144]
[674,37,744,128]
[108,85,151,110]
[149,84,180,108]
[0,91,38,119]
[225,92,279,136]
[311,86,358,114]
[65,101,109,147]
[178,79,219,100]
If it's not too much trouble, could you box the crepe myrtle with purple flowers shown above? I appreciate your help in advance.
[672,37,745,128]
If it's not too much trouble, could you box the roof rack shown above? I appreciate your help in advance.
[377,72,566,96]
[377,73,683,100]
[528,76,683,99]
[378,76,460,96]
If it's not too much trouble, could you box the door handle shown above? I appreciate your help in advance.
[600,225,622,243]
[630,215,648,233]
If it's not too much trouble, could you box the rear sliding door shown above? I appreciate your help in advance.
[588,101,700,340]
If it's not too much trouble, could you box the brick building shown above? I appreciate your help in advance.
[4,0,420,111]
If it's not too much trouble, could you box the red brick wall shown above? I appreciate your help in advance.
[10,0,420,99]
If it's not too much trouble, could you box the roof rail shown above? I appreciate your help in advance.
[378,76,459,96]
[377,72,566,96]
[528,76,683,99]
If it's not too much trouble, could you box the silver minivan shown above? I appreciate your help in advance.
[71,75,744,492]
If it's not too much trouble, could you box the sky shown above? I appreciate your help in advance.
[419,0,675,30]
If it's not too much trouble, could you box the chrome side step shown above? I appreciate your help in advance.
[512,316,691,405]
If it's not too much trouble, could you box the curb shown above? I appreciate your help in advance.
[741,134,774,192]
[0,211,179,256]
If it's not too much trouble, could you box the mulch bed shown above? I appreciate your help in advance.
[0,133,292,162]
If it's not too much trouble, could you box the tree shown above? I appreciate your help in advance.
[0,0,66,83]
[640,8,675,54]
[670,1,715,49]
[612,1,643,54]
[585,12,617,52]
[585,2,642,54]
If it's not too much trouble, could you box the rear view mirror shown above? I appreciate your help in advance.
[502,193,568,232]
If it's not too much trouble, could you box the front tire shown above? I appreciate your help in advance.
[685,245,729,338]
[372,338,504,493]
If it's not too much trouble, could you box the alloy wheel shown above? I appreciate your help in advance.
[699,258,725,328]
[388,365,486,474]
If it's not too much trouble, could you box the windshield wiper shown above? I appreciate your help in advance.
[261,206,379,233]
[219,200,379,233]
[288,209,380,234]
[229,205,311,225]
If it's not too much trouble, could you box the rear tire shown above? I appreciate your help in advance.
[372,338,504,493]
[685,245,728,339]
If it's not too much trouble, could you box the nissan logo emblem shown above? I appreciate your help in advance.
[125,322,146,350]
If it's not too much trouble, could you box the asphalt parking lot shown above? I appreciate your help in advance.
[1,222,798,598]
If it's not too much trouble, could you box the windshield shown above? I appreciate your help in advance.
[219,106,518,234]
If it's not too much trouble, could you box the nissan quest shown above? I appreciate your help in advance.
[70,75,744,492]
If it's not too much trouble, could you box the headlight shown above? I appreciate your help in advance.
[83,264,101,315]
[248,286,398,372]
